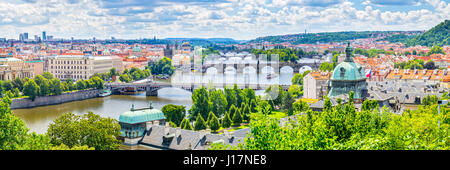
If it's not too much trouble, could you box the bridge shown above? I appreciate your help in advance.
[105,81,291,96]
[200,60,321,74]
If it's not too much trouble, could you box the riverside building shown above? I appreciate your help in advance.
[48,55,123,80]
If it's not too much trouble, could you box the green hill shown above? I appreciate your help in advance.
[406,20,449,47]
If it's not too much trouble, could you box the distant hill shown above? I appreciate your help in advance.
[247,31,408,44]
[406,20,449,47]
[164,38,242,46]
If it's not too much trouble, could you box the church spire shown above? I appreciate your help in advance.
[344,42,353,62]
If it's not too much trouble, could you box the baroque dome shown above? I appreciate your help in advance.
[331,62,366,81]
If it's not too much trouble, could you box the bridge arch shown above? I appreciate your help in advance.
[299,66,313,74]
[280,66,294,74]
[243,66,257,74]
[206,67,218,74]
[224,66,237,74]
[260,66,275,74]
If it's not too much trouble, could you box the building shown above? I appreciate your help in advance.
[25,60,45,76]
[48,55,122,80]
[328,43,368,101]
[163,44,173,59]
[0,57,34,80]
[119,102,166,145]
[303,71,330,99]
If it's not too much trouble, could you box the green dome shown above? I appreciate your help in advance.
[331,61,366,81]
[132,46,142,52]
[119,109,165,124]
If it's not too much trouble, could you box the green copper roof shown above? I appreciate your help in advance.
[132,46,142,52]
[331,62,366,81]
[119,108,165,124]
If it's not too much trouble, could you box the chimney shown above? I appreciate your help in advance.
[146,121,153,131]
[176,127,181,137]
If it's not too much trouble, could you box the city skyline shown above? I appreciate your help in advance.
[0,0,449,40]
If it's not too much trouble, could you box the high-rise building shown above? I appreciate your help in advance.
[42,31,46,41]
[19,34,24,41]
[24,33,28,40]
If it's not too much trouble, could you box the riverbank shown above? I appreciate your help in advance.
[11,89,102,109]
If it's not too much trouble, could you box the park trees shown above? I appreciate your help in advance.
[23,79,39,101]
[150,57,175,76]
[221,113,232,128]
[189,87,209,121]
[47,112,121,150]
[194,115,207,131]
[162,104,186,127]
[208,112,220,132]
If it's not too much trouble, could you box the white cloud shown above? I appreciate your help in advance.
[0,0,448,40]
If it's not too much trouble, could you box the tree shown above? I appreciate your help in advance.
[180,118,193,130]
[13,88,20,97]
[233,84,244,108]
[2,80,13,92]
[119,74,132,83]
[208,113,220,132]
[232,109,242,126]
[109,67,117,77]
[12,77,24,91]
[47,112,121,150]
[189,87,209,121]
[0,97,29,150]
[224,87,237,110]
[228,105,237,120]
[23,79,39,101]
[424,60,436,69]
[288,85,302,98]
[150,57,175,75]
[282,91,295,110]
[293,100,309,113]
[241,103,251,122]
[208,89,228,117]
[39,78,50,96]
[49,78,62,95]
[75,80,87,90]
[90,77,104,89]
[65,78,75,91]
[42,72,54,80]
[319,62,333,71]
[162,104,186,126]
[221,113,232,128]
[194,115,207,131]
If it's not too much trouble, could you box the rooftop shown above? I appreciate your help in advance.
[119,105,165,124]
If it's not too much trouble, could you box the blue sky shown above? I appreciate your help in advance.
[0,0,448,40]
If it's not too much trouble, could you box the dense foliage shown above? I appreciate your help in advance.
[406,20,449,47]
[119,67,151,83]
[47,112,121,150]
[149,57,175,76]
[353,48,395,58]
[0,97,95,150]
[162,104,186,127]
[228,93,449,150]
[249,31,405,44]
[394,59,437,70]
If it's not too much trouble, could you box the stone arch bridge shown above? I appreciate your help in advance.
[200,60,320,74]
[105,82,290,96]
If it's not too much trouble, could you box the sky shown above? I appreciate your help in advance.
[0,0,449,40]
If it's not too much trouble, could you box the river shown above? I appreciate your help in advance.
[13,71,294,134]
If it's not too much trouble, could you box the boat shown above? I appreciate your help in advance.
[99,90,112,97]
[266,73,278,79]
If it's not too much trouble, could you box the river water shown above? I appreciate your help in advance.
[13,71,294,134]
